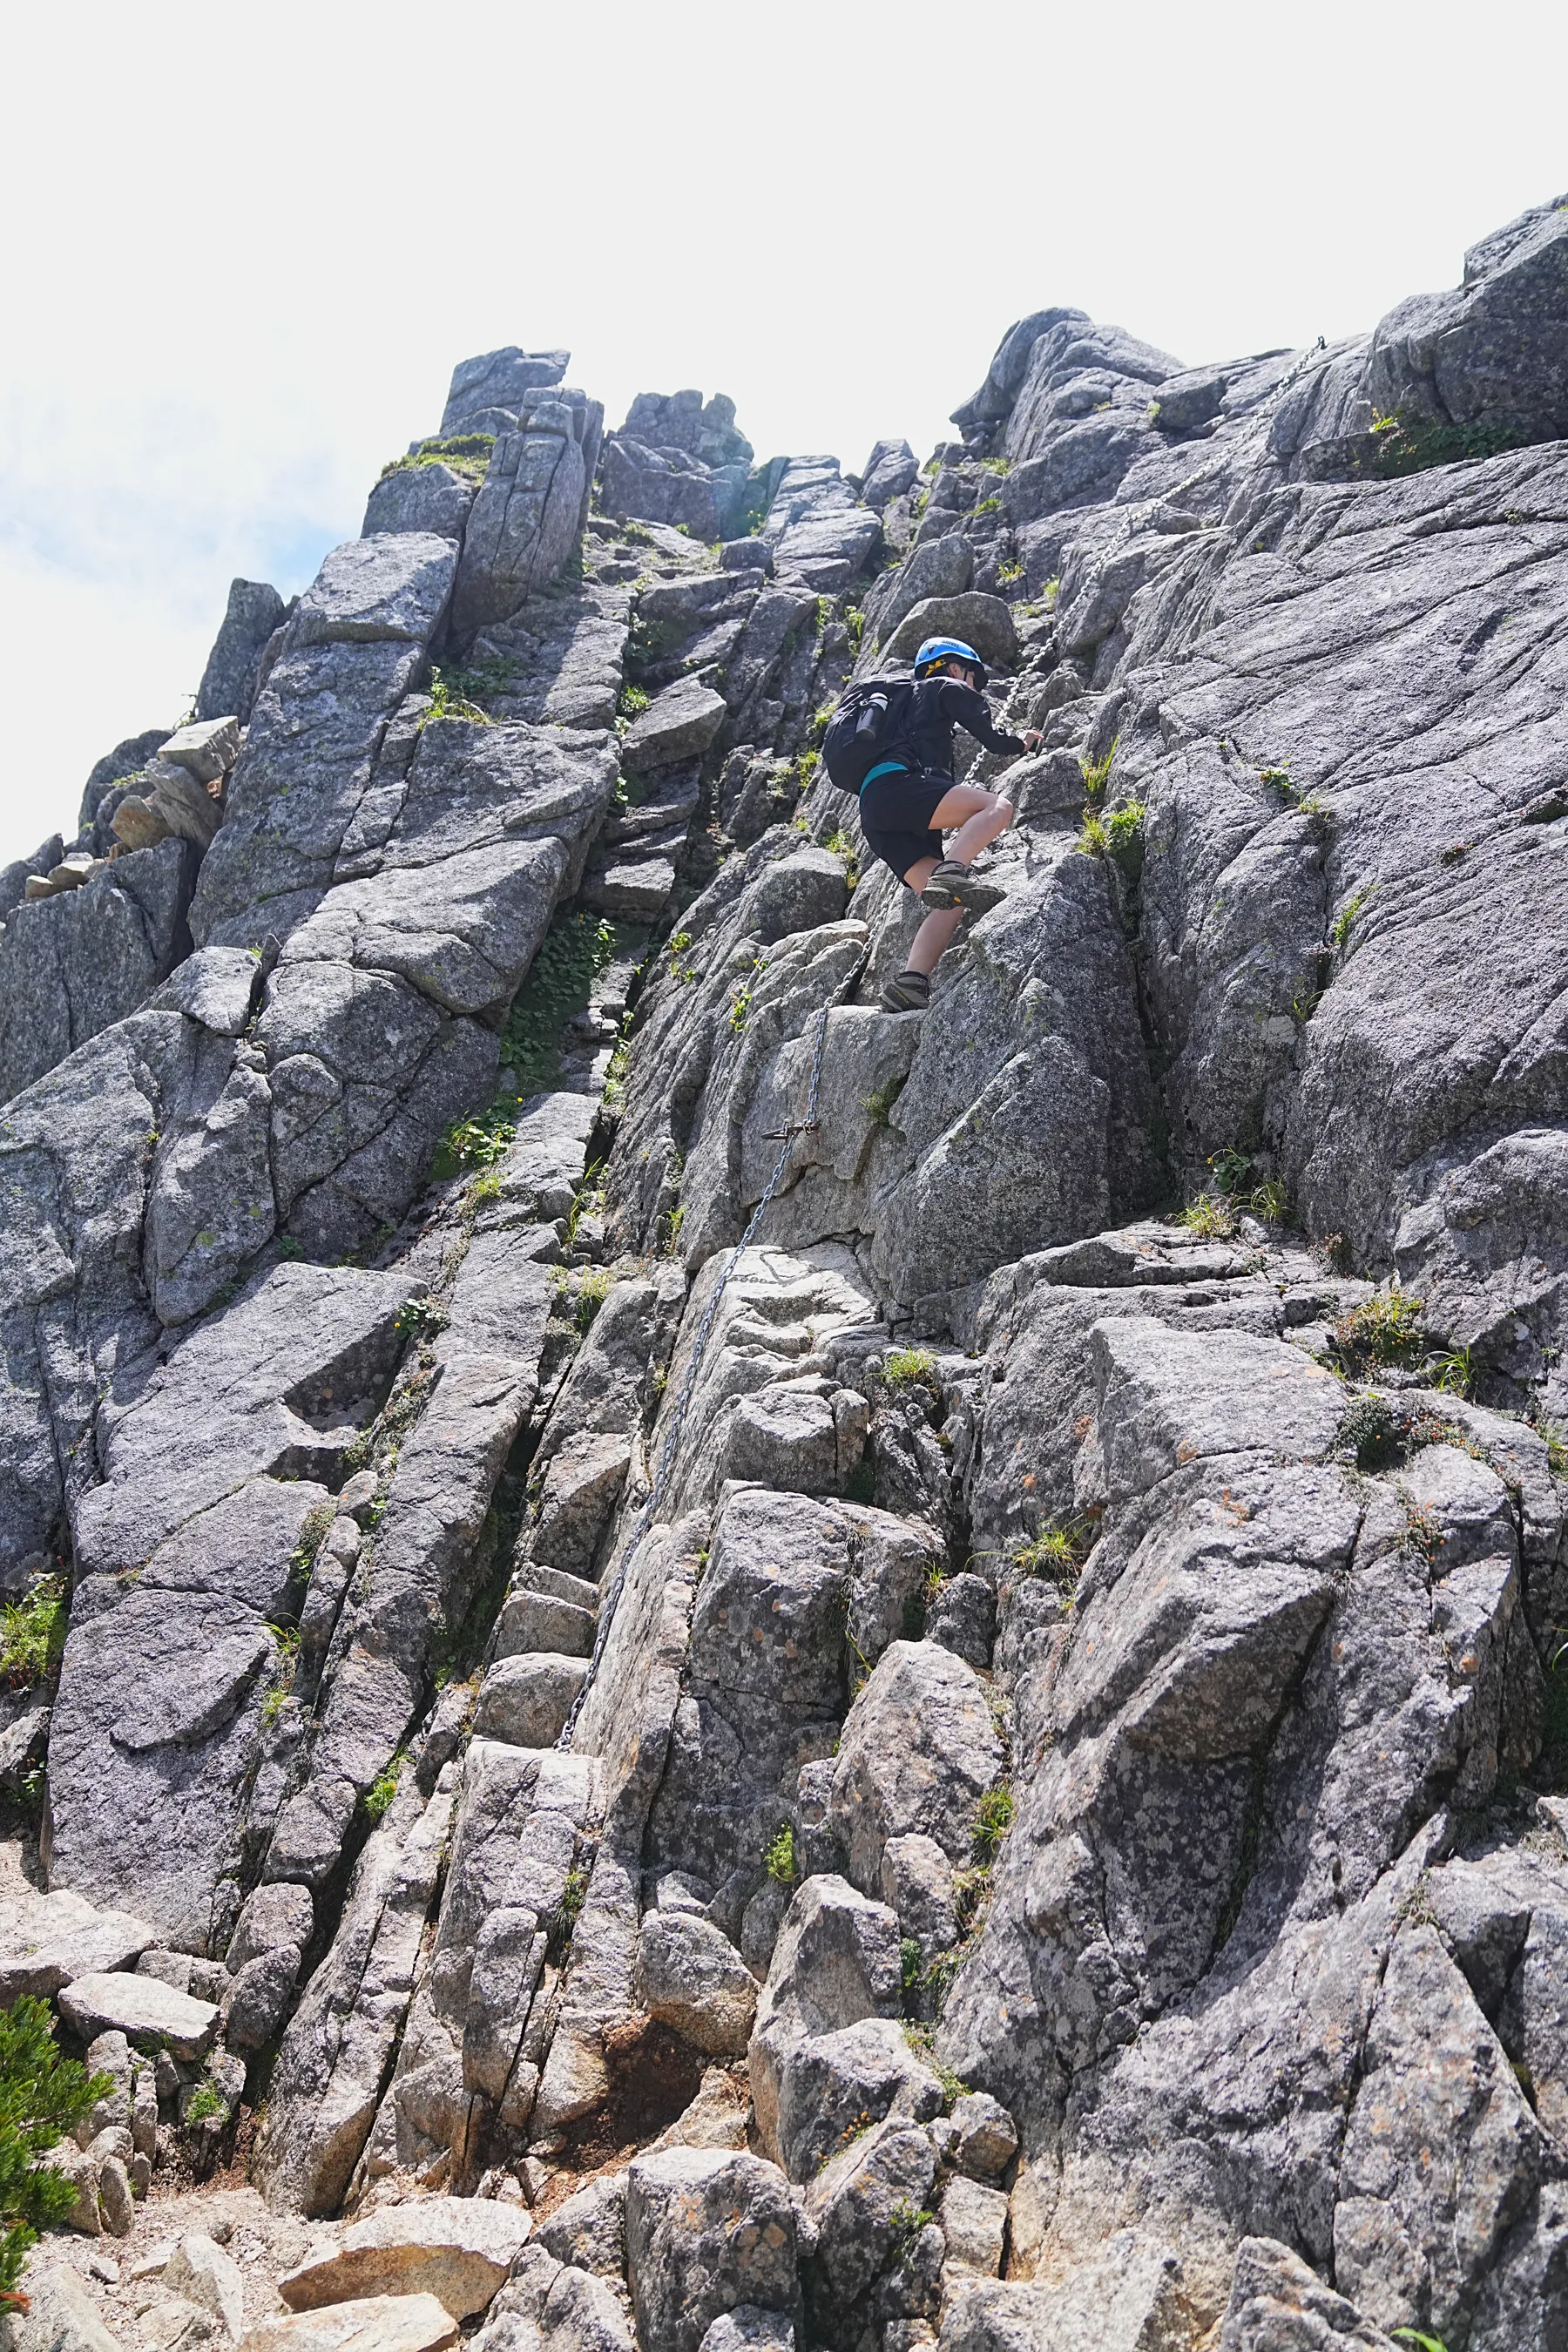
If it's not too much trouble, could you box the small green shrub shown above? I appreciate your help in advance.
[185,2078,226,2125]
[395,1295,449,1344]
[887,2196,936,2257]
[435,1105,517,1179]
[363,1751,404,1825]
[618,684,650,717]
[971,496,1000,517]
[900,1937,923,2004]
[1542,1422,1568,1479]
[727,987,753,1034]
[766,1824,799,1883]
[1334,1284,1425,1374]
[422,667,492,727]
[885,1348,937,1389]
[0,1997,113,2300]
[997,558,1024,586]
[1429,1346,1473,1397]
[1250,1178,1290,1225]
[824,828,861,890]
[555,1864,589,1946]
[1077,797,1145,859]
[0,1579,66,1690]
[843,607,865,651]
[1044,577,1061,606]
[972,1785,1015,1862]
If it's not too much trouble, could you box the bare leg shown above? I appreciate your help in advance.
[929,785,1015,866]
[901,855,963,976]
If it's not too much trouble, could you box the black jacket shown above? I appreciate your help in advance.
[896,678,1027,777]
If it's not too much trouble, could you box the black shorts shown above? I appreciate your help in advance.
[858,766,952,883]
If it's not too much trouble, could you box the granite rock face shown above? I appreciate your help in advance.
[5,199,1568,2352]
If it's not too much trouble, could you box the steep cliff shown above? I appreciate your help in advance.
[2,198,1567,2352]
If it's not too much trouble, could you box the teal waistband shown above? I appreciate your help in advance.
[859,760,909,791]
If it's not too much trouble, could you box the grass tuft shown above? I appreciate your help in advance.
[0,1579,66,1690]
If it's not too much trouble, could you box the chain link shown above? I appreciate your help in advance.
[556,971,856,1750]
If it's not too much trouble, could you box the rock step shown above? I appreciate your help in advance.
[471,1652,589,1747]
[492,1588,597,1661]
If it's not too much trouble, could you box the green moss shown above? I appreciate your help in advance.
[862,1075,907,1127]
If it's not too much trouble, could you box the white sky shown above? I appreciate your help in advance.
[3,0,1565,863]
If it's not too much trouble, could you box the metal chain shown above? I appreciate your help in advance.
[557,974,853,1750]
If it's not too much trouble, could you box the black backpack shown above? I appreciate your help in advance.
[821,678,918,794]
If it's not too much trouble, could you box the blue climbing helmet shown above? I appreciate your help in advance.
[913,635,988,688]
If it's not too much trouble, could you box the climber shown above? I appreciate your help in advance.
[858,637,1040,1013]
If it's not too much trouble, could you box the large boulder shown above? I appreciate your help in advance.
[876,593,1019,676]
[279,2197,531,2320]
[0,1885,157,2001]
[637,1913,758,2056]
[1363,195,1568,443]
[57,1972,218,2060]
[451,390,604,637]
[440,346,570,438]
[195,578,287,725]
[242,2296,460,2352]
[804,2118,937,2333]
[828,1642,1003,1893]
[1216,2238,1396,2350]
[625,2149,801,2352]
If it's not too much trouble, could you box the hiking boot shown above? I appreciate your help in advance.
[880,968,931,1013]
[921,859,1006,914]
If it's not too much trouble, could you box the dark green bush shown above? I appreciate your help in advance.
[0,1997,112,2300]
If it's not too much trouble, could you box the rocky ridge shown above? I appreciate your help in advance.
[2,197,1568,2352]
